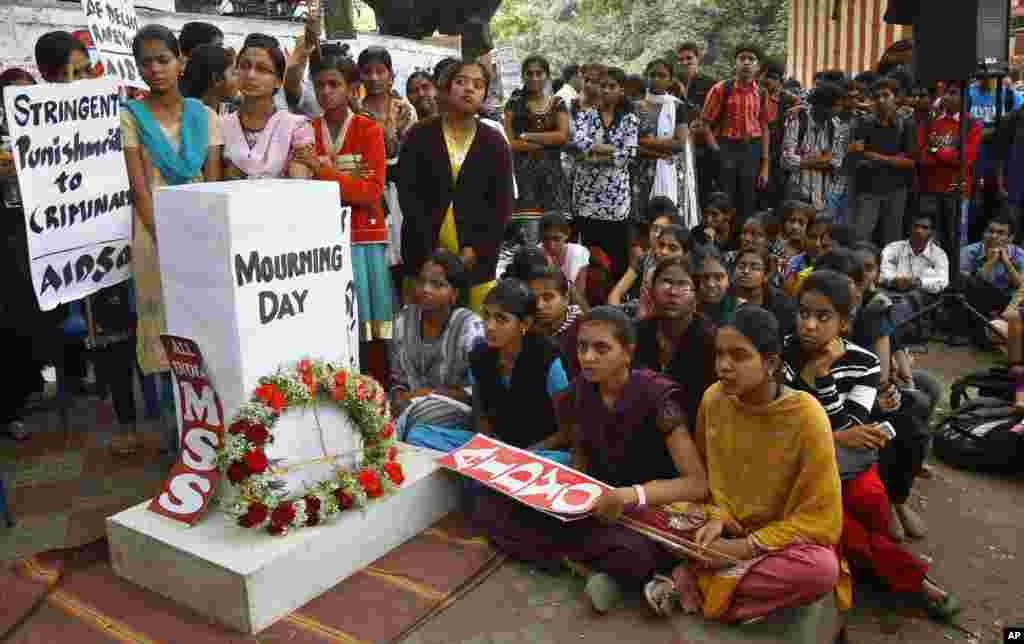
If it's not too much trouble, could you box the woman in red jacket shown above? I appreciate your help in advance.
[294,46,389,379]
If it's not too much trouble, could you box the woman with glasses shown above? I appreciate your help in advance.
[631,257,717,427]
[733,248,798,339]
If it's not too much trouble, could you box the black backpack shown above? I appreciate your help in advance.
[934,397,1023,473]
[949,366,1015,409]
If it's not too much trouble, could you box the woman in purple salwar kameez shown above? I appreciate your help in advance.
[474,306,708,613]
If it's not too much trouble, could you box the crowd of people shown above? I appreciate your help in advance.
[5,7,1024,632]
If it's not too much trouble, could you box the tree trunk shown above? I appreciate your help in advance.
[324,0,356,39]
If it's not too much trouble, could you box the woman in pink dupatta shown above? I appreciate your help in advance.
[223,35,313,179]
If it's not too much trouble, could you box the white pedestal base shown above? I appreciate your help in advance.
[106,445,458,634]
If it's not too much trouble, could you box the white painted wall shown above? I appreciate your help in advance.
[0,0,457,96]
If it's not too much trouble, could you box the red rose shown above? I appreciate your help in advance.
[238,502,268,528]
[388,446,399,461]
[227,461,249,484]
[298,359,312,373]
[333,488,353,509]
[306,512,320,527]
[243,424,270,446]
[256,384,286,412]
[358,469,383,498]
[384,461,404,486]
[229,420,253,435]
[382,421,395,440]
[271,501,296,528]
[304,496,321,515]
[302,373,314,395]
[243,450,269,475]
[334,371,348,401]
[355,383,372,402]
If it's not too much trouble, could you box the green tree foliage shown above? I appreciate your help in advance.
[492,0,788,81]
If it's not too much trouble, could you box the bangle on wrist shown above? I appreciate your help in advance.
[633,484,647,508]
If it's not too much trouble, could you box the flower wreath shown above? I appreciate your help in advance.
[217,359,403,536]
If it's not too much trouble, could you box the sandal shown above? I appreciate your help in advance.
[644,574,679,617]
[4,421,29,441]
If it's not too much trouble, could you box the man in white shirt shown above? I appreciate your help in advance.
[880,213,949,295]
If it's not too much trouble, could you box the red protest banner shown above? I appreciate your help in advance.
[437,434,613,521]
[148,336,225,526]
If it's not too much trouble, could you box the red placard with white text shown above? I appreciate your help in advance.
[148,336,225,526]
[437,435,613,522]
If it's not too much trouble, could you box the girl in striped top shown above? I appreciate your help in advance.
[783,269,960,622]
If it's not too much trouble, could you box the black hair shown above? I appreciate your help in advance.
[646,196,678,222]
[484,278,538,319]
[405,70,434,96]
[421,249,470,307]
[540,213,572,237]
[744,212,770,231]
[132,24,181,61]
[651,255,692,288]
[734,43,763,61]
[761,58,786,81]
[808,212,834,234]
[439,59,492,96]
[730,305,782,357]
[819,69,847,85]
[851,241,880,258]
[854,70,881,88]
[657,224,690,250]
[677,42,701,56]
[814,248,856,277]
[910,211,934,227]
[989,211,1017,236]
[828,223,860,250]
[239,34,287,82]
[433,57,460,85]
[357,46,393,72]
[520,54,551,78]
[179,22,223,57]
[562,64,579,82]
[579,305,637,347]
[0,67,35,90]
[502,246,549,282]
[704,192,734,217]
[603,67,634,120]
[800,269,856,318]
[624,74,648,95]
[644,59,675,77]
[35,31,87,81]
[736,246,772,270]
[886,69,914,97]
[526,265,570,296]
[779,199,815,223]
[809,81,846,108]
[312,46,360,84]
[783,79,803,93]
[689,242,724,276]
[181,44,230,100]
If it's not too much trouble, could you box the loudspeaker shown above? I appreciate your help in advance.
[912,0,1010,84]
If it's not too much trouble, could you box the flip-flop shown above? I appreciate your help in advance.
[644,574,679,617]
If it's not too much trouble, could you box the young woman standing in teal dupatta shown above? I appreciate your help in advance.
[122,25,224,450]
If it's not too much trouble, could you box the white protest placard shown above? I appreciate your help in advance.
[2,77,132,311]
[82,0,145,88]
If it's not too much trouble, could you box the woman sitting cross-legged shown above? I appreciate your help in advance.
[391,251,483,437]
[474,306,708,614]
[405,279,570,461]
[646,306,845,623]
[783,270,960,622]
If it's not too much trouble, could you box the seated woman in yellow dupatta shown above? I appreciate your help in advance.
[646,306,847,624]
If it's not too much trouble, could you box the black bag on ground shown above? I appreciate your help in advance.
[949,367,1015,409]
[934,398,1023,473]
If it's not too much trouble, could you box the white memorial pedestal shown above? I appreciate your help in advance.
[107,444,459,634]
